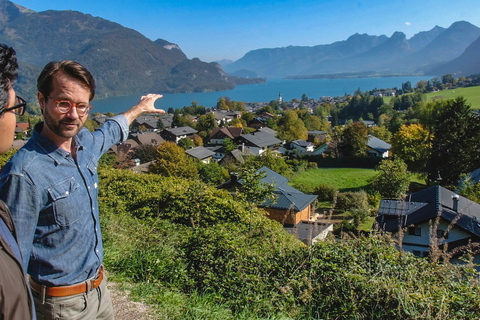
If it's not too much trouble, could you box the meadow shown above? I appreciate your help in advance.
[425,86,480,109]
[290,167,378,193]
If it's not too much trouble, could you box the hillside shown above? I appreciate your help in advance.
[0,1,242,99]
[224,21,480,78]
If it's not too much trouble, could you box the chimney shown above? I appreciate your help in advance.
[452,194,459,212]
[230,172,238,183]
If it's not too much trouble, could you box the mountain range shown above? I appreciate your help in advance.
[224,21,480,79]
[0,0,256,100]
[1,0,479,101]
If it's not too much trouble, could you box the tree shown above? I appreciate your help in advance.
[149,142,199,179]
[276,110,308,142]
[391,124,430,173]
[428,97,480,186]
[370,158,410,199]
[223,138,237,154]
[196,113,217,133]
[338,122,368,159]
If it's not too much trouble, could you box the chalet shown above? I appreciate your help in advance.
[185,146,216,163]
[239,131,282,155]
[131,132,164,147]
[161,126,198,143]
[218,167,317,227]
[376,185,480,259]
[367,135,391,158]
[209,126,244,145]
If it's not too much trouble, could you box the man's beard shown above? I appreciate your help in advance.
[43,111,84,139]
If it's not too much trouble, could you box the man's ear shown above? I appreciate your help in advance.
[38,92,45,113]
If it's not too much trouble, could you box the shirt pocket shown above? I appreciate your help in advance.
[47,177,82,227]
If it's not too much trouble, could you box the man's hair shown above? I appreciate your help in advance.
[0,43,18,114]
[37,60,96,101]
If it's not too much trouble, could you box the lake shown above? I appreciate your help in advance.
[91,76,433,114]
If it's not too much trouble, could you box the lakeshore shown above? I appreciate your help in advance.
[91,76,432,114]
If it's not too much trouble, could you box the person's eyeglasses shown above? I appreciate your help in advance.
[3,96,27,116]
[48,96,92,116]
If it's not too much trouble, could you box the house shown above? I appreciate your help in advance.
[206,145,226,162]
[284,221,334,245]
[307,130,329,143]
[290,140,315,154]
[367,135,391,158]
[376,185,480,259]
[160,126,198,143]
[219,167,317,227]
[239,131,282,155]
[372,89,396,97]
[132,115,161,132]
[131,132,164,147]
[15,122,29,135]
[209,126,244,145]
[185,146,216,163]
[256,127,277,137]
[220,146,254,164]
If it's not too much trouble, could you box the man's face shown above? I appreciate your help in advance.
[39,72,91,141]
[0,86,17,154]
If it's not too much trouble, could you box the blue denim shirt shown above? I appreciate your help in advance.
[0,115,128,286]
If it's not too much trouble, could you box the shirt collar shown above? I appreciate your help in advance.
[32,122,83,165]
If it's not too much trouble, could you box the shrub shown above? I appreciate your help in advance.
[336,191,368,211]
[313,184,338,201]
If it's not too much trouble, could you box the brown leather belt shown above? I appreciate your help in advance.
[29,266,104,298]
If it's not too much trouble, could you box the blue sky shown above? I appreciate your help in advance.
[11,0,480,62]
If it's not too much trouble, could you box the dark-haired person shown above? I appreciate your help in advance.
[0,43,35,320]
[0,60,164,319]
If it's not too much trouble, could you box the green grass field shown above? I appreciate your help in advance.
[291,167,378,193]
[290,167,427,194]
[382,86,480,109]
[425,86,480,109]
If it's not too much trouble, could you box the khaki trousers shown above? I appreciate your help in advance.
[32,275,114,320]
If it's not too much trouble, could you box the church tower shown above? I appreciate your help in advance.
[278,92,283,103]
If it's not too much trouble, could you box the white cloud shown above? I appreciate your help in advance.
[405,22,411,26]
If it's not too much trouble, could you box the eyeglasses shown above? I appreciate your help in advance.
[3,96,27,116]
[48,96,92,116]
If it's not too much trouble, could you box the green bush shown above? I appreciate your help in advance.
[336,190,368,211]
[99,167,480,320]
[313,183,338,201]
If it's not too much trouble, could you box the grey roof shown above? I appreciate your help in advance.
[241,131,282,148]
[377,185,480,237]
[367,135,391,153]
[185,146,216,160]
[166,126,198,136]
[257,127,277,136]
[228,148,253,163]
[255,167,317,212]
[292,140,313,148]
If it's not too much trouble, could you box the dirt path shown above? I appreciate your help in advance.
[108,282,157,320]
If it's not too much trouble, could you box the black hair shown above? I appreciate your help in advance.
[0,43,18,114]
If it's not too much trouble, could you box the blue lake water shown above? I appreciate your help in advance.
[91,76,432,114]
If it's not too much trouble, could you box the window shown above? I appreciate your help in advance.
[408,226,421,236]
[436,229,448,239]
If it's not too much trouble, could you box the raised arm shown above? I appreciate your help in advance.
[121,93,165,125]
